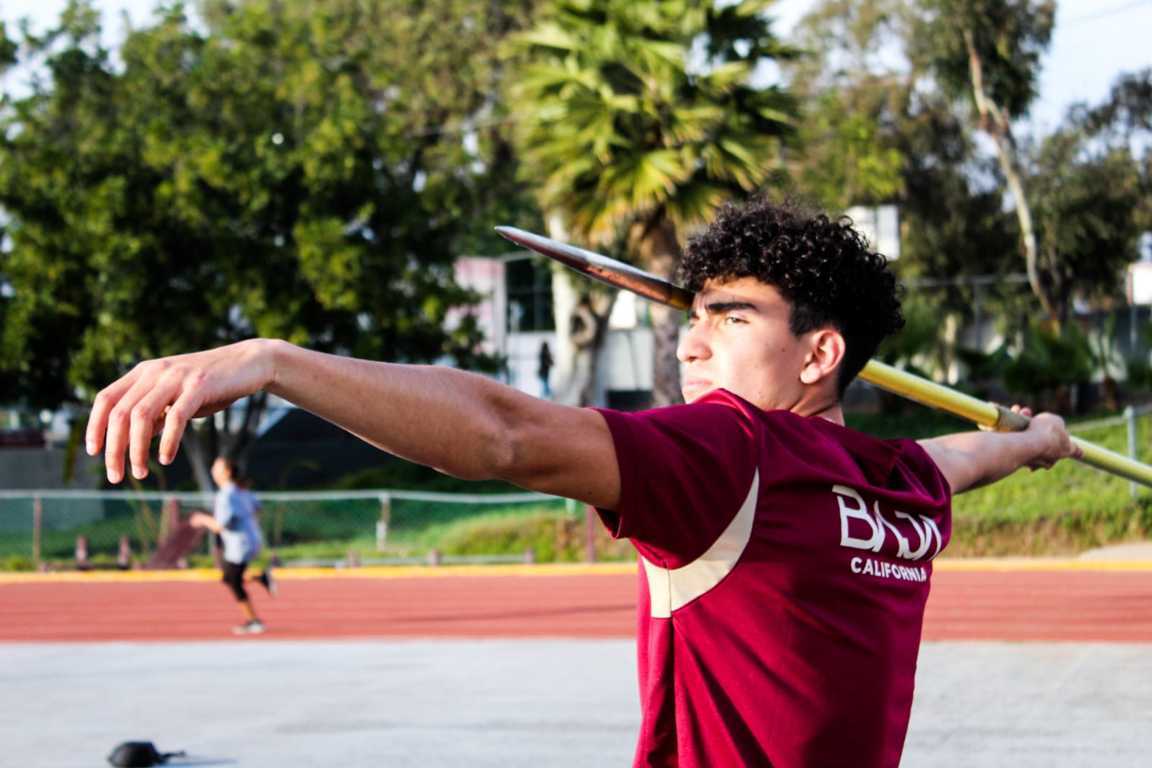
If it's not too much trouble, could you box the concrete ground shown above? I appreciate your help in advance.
[3,639,1150,767]
[1078,541,1152,561]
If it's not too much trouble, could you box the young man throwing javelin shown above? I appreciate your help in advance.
[85,198,1079,767]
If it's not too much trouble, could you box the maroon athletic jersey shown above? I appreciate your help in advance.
[596,389,952,768]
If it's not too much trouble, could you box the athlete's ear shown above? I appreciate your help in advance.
[799,329,846,386]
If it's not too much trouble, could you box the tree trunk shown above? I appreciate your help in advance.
[181,393,269,492]
[232,391,267,462]
[634,216,684,407]
[577,291,616,405]
[183,425,216,493]
[546,213,615,406]
[963,29,1058,325]
[547,214,586,406]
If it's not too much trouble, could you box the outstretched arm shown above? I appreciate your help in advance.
[85,339,622,509]
[917,407,1082,494]
[189,511,222,534]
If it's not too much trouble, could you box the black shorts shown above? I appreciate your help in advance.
[221,560,249,601]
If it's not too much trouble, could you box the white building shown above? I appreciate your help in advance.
[453,253,656,408]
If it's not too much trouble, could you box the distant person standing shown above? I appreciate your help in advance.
[190,456,274,635]
[537,340,554,399]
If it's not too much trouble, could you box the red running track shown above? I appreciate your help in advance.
[1,569,1150,643]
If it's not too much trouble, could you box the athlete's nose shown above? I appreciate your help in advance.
[677,321,711,364]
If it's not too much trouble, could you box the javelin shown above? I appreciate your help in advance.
[495,225,1152,489]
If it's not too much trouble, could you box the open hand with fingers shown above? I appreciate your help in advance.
[84,339,277,483]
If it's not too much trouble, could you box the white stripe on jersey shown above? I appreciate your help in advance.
[642,469,760,618]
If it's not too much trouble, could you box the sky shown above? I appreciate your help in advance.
[1,0,1149,133]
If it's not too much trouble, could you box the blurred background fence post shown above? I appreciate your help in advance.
[376,494,392,552]
[32,495,42,571]
[1127,406,1139,501]
[585,504,598,563]
[74,535,90,570]
[160,497,179,544]
[117,536,132,570]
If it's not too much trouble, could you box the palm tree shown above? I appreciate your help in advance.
[507,0,797,406]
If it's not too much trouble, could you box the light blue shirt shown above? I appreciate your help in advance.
[213,484,263,565]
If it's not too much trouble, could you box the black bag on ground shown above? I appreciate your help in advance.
[107,741,185,767]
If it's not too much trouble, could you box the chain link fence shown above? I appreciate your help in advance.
[0,489,592,571]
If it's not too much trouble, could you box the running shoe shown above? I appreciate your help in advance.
[258,567,277,597]
[232,620,266,635]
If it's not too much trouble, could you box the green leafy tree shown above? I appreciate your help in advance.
[507,0,797,406]
[1072,68,1152,235]
[1001,320,1093,411]
[1029,135,1143,321]
[910,0,1057,320]
[786,0,1022,380]
[0,0,536,488]
[786,0,907,211]
[1035,69,1152,397]
[790,2,1144,389]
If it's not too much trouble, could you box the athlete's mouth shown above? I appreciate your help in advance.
[682,379,714,399]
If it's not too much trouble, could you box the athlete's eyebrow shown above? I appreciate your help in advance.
[687,300,758,321]
[703,300,758,315]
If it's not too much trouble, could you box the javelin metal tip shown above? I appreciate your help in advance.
[492,225,695,311]
[493,225,538,247]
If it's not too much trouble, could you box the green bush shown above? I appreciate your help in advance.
[435,512,632,562]
[1003,321,1093,397]
[1,555,35,571]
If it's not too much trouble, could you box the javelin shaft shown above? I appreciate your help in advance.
[861,360,1152,487]
[495,225,1152,489]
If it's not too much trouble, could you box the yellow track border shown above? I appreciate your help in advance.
[1,557,1151,584]
[0,562,636,583]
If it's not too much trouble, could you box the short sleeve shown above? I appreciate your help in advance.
[214,490,243,530]
[594,395,759,568]
[213,491,231,526]
[891,438,953,507]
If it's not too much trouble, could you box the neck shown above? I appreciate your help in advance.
[806,402,845,425]
[787,388,844,425]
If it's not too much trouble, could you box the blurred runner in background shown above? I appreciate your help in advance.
[190,456,275,635]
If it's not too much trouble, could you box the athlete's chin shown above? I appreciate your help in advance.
[682,383,717,403]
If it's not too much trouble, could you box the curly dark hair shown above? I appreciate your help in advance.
[678,197,904,397]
